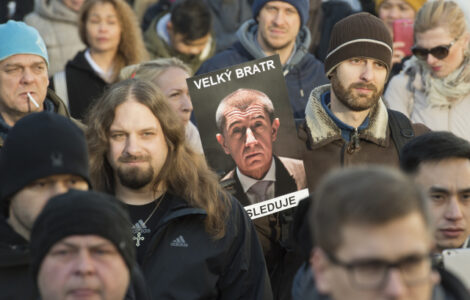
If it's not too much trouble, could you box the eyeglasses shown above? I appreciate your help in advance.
[326,252,433,290]
[411,40,457,60]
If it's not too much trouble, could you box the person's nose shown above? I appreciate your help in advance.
[180,93,193,113]
[445,196,464,221]
[244,128,258,147]
[20,67,34,84]
[359,61,374,82]
[74,250,96,276]
[382,268,407,298]
[123,133,142,156]
[389,7,401,20]
[426,53,439,66]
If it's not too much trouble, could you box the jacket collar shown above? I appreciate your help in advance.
[305,84,390,149]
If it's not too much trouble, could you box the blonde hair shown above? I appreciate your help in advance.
[79,0,148,82]
[414,0,467,39]
[85,79,231,239]
[119,57,192,83]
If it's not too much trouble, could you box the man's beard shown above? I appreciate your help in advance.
[330,75,383,112]
[116,156,154,190]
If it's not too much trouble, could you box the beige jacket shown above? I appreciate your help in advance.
[385,72,470,142]
[24,0,85,75]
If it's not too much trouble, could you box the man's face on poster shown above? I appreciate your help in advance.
[217,101,280,180]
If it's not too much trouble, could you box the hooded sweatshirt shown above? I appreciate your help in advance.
[196,19,328,120]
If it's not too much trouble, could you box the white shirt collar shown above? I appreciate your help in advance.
[236,158,276,193]
[84,49,113,82]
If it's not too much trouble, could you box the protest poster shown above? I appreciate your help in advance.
[188,55,307,218]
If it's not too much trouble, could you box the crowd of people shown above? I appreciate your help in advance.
[2,0,470,300]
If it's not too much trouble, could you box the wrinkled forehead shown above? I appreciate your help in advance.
[223,103,268,128]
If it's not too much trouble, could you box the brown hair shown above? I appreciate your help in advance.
[310,166,432,254]
[85,79,230,239]
[79,0,148,82]
[414,0,467,40]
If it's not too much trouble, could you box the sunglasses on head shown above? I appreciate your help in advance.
[411,39,458,60]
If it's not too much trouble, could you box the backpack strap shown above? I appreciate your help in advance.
[388,109,415,156]
[53,71,69,109]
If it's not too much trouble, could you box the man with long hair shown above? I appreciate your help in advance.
[85,78,272,299]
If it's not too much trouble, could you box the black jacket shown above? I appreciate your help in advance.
[52,50,109,120]
[0,217,150,300]
[138,193,272,299]
[0,217,36,300]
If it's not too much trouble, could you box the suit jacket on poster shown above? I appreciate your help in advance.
[222,155,307,300]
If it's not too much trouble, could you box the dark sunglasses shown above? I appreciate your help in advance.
[411,40,457,60]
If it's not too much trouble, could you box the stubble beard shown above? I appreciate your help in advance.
[330,74,383,112]
[259,27,295,52]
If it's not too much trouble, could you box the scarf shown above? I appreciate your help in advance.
[404,52,470,107]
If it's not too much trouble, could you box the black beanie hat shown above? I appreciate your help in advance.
[0,112,90,214]
[30,190,135,280]
[324,12,393,77]
[252,0,309,27]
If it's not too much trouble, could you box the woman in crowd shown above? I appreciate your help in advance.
[119,58,203,154]
[51,0,147,120]
[375,0,426,67]
[385,0,470,141]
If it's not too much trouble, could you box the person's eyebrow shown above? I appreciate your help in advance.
[429,186,450,194]
[227,120,242,132]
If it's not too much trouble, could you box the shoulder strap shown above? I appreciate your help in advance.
[53,71,69,109]
[388,109,415,155]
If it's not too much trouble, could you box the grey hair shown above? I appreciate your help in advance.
[215,88,275,133]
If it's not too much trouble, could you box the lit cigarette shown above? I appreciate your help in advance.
[27,92,39,108]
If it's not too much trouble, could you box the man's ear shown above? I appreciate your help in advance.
[271,118,280,142]
[166,21,173,35]
[310,247,333,294]
[216,133,230,155]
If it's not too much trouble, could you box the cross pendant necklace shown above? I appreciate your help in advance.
[131,193,165,247]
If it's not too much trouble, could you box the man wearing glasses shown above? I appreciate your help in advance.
[309,166,470,300]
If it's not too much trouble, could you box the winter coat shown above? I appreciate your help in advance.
[138,193,273,300]
[291,262,470,300]
[24,0,85,75]
[196,19,328,120]
[0,88,76,148]
[300,84,429,191]
[50,50,109,120]
[143,13,216,73]
[384,71,470,142]
[0,218,36,300]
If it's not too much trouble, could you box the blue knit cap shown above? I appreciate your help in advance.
[252,0,309,27]
[0,20,49,66]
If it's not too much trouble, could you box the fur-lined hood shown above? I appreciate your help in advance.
[304,84,390,149]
